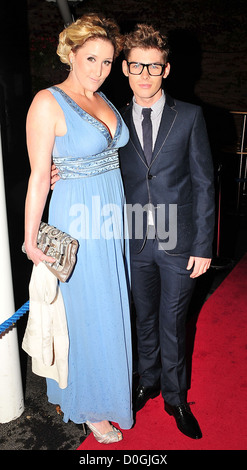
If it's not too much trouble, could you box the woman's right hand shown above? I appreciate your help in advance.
[25,245,56,267]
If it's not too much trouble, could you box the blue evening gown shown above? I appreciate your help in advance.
[46,86,133,429]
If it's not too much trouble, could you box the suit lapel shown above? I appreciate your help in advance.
[123,104,148,167]
[122,94,178,168]
[152,94,177,162]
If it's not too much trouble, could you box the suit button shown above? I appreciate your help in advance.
[148,174,153,180]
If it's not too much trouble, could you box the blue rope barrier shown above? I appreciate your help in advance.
[0,301,29,335]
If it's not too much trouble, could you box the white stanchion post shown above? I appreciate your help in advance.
[0,125,24,423]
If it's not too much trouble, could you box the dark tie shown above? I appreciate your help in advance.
[142,108,152,165]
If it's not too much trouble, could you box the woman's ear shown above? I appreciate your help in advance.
[69,50,75,66]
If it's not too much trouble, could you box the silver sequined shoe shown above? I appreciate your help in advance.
[86,421,123,444]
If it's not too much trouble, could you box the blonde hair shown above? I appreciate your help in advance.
[57,13,123,66]
[124,23,169,62]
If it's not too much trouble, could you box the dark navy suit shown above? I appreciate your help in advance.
[119,94,215,405]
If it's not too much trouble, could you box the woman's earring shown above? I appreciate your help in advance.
[69,59,73,71]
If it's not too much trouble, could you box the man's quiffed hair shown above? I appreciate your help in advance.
[123,23,169,62]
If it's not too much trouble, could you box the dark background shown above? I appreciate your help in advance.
[0,0,246,325]
[0,0,246,309]
[0,0,246,450]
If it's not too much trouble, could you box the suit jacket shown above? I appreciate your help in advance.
[22,262,69,389]
[119,93,215,257]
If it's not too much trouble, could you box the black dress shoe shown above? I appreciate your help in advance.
[165,402,202,439]
[135,384,160,412]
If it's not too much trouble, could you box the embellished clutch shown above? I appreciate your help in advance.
[22,222,79,282]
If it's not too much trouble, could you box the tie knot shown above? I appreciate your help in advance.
[142,108,152,119]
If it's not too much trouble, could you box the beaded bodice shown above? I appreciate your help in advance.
[48,86,129,178]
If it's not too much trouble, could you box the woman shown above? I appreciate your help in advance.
[24,13,133,443]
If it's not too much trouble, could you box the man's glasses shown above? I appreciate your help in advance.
[127,62,167,76]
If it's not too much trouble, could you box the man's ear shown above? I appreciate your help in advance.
[122,60,129,77]
[163,62,171,79]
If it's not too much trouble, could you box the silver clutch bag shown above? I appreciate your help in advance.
[22,222,79,282]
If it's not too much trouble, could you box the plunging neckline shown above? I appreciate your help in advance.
[52,86,120,142]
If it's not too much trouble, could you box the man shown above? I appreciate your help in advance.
[119,24,215,440]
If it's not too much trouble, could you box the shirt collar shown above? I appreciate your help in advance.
[132,90,166,118]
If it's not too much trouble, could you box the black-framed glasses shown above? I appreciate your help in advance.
[127,61,167,76]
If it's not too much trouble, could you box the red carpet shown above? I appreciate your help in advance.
[78,254,247,451]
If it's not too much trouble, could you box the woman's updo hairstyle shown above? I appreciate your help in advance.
[57,13,123,66]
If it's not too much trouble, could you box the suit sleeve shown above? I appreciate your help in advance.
[189,107,215,258]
